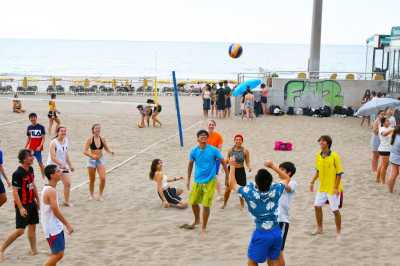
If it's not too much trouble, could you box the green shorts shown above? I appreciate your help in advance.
[189,178,217,208]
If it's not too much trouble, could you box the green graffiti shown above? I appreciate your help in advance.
[284,80,344,107]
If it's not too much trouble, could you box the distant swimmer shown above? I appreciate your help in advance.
[83,124,114,201]
[12,93,26,113]
[48,93,61,135]
[149,159,187,209]
[47,126,74,207]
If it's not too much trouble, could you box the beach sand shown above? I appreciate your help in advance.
[0,95,399,266]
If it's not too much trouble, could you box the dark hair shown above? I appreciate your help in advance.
[51,93,56,99]
[44,164,58,180]
[279,162,296,177]
[149,159,161,180]
[391,126,400,145]
[377,92,383,98]
[381,117,388,126]
[255,169,272,192]
[147,99,155,104]
[371,91,377,96]
[205,84,211,91]
[28,112,37,119]
[137,105,143,110]
[260,83,266,88]
[18,149,32,164]
[377,110,385,116]
[223,80,228,84]
[196,129,209,138]
[54,126,66,139]
[318,135,332,149]
[219,82,223,87]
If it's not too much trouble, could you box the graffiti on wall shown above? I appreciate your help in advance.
[284,80,344,107]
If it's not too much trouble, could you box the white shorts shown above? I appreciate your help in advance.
[314,192,341,212]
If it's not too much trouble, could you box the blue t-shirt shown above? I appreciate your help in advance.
[238,182,285,231]
[0,150,3,165]
[189,144,223,184]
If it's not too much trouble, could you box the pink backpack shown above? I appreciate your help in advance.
[274,141,293,151]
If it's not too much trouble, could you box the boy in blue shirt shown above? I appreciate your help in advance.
[181,130,229,235]
[237,160,290,266]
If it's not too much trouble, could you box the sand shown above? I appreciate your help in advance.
[0,95,400,266]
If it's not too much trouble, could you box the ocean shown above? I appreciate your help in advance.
[0,39,366,80]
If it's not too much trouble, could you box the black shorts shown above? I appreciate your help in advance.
[15,203,39,229]
[379,151,390,156]
[229,167,247,186]
[261,96,267,103]
[48,111,57,119]
[0,179,5,194]
[279,222,289,250]
[154,105,162,113]
[158,187,182,205]
[217,101,225,111]
[226,97,231,108]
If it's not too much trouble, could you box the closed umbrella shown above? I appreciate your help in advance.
[232,79,261,96]
[355,98,400,116]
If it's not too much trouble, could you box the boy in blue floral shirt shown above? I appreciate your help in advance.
[237,160,290,266]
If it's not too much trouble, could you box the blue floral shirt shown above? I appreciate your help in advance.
[238,182,285,230]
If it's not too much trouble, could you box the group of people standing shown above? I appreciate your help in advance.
[148,119,344,266]
[0,96,114,265]
[202,81,232,119]
[370,107,400,192]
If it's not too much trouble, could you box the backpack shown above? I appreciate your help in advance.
[287,107,295,115]
[346,107,354,117]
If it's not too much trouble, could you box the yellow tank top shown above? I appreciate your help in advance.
[48,100,56,111]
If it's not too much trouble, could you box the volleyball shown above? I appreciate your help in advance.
[228,43,243,59]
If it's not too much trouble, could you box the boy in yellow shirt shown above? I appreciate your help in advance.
[310,135,344,239]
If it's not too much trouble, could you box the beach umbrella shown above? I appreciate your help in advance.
[232,79,261,96]
[112,79,117,89]
[49,77,61,87]
[22,77,28,88]
[84,79,90,88]
[355,98,400,116]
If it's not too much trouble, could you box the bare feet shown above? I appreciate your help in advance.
[62,202,73,207]
[29,249,38,256]
[311,228,323,235]
[200,228,207,239]
[88,195,95,201]
[220,204,226,209]
[336,233,342,241]
[179,222,199,230]
[97,195,104,202]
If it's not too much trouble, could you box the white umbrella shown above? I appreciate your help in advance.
[355,98,400,116]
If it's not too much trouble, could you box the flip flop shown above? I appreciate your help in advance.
[179,223,196,230]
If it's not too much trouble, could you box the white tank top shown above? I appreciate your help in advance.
[162,175,169,190]
[40,186,63,237]
[47,138,69,167]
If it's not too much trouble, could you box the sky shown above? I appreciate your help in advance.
[0,0,398,45]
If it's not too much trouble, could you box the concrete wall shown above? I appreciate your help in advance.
[234,78,389,115]
[268,78,389,109]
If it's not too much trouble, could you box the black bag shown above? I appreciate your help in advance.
[269,105,277,114]
[321,106,331,117]
[346,107,354,117]
[333,105,345,115]
[271,105,284,116]
[287,107,295,115]
[302,107,313,116]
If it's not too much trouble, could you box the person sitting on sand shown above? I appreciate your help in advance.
[12,94,25,113]
[145,99,154,127]
[236,160,290,266]
[136,105,146,128]
[149,159,187,209]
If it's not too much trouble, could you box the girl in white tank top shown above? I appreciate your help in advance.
[47,138,69,168]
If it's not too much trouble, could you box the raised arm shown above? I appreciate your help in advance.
[264,160,289,185]
[382,128,395,136]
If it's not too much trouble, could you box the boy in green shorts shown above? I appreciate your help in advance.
[181,130,229,235]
